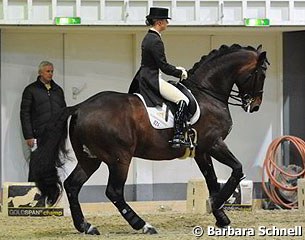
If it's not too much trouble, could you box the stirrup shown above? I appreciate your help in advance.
[169,134,190,148]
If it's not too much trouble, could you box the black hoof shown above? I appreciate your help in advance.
[86,226,100,235]
[213,209,231,228]
[144,228,158,234]
[46,184,62,207]
[143,224,158,234]
[84,224,100,235]
[80,222,100,235]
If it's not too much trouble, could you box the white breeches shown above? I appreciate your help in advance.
[159,78,189,105]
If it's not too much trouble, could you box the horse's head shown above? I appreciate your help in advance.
[235,45,269,113]
[186,44,269,112]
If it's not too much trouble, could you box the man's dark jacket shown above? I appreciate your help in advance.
[20,77,66,140]
[128,29,182,106]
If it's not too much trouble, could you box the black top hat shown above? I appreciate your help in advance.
[146,7,171,20]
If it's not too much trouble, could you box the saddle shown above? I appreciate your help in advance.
[168,81,198,119]
[134,81,200,157]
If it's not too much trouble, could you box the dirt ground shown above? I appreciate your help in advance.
[0,201,304,240]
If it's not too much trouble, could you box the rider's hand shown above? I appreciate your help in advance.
[180,69,188,80]
[26,138,35,148]
[176,66,188,80]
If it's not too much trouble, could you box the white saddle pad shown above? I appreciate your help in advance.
[135,93,200,129]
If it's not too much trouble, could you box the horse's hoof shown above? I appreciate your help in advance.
[46,185,62,207]
[142,223,158,234]
[86,225,100,235]
[83,223,100,235]
[143,227,158,234]
[213,209,231,228]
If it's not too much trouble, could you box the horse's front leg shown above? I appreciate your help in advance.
[106,161,157,234]
[208,138,245,211]
[64,160,101,235]
[195,153,231,227]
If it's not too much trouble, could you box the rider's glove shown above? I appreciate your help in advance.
[176,66,188,80]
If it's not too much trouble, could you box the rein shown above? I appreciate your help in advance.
[185,80,250,108]
[228,90,244,107]
[186,65,263,108]
[199,87,249,107]
[184,79,229,105]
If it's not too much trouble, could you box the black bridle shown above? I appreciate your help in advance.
[229,58,269,111]
[185,49,270,110]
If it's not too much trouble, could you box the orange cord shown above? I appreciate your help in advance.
[262,135,305,209]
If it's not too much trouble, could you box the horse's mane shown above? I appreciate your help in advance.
[188,44,257,75]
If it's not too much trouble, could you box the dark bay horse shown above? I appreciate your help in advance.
[31,44,269,235]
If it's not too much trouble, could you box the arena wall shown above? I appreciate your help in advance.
[0,27,283,201]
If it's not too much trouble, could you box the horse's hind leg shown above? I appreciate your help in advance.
[64,158,101,235]
[106,160,157,234]
[195,153,231,227]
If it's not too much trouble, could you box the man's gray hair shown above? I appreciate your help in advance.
[38,61,53,73]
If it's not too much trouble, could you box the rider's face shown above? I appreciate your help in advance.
[157,19,169,32]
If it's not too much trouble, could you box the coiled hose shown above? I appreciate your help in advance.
[262,135,305,209]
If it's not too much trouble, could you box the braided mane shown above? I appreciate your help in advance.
[188,44,256,75]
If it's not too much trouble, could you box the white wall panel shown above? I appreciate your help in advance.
[1,29,281,190]
[1,32,63,182]
[63,32,134,185]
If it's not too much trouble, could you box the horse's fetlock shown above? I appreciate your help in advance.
[75,222,86,233]
[232,165,243,180]
[232,170,244,181]
[112,202,145,230]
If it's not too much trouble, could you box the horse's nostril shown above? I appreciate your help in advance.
[251,106,259,112]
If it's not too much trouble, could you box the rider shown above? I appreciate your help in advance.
[128,7,189,148]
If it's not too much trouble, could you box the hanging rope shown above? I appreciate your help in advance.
[262,135,305,209]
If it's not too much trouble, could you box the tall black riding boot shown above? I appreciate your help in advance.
[171,100,188,148]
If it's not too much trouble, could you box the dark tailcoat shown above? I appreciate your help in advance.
[128,29,182,106]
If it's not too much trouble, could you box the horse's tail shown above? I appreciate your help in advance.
[31,105,79,205]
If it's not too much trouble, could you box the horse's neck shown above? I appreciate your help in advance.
[186,72,235,103]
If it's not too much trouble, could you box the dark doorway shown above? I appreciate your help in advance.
[283,31,305,165]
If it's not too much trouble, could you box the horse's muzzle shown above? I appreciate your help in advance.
[249,97,262,113]
[242,96,262,113]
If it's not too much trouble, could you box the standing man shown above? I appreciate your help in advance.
[20,61,66,181]
[128,7,189,148]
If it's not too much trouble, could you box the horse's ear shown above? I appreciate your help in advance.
[257,44,263,52]
[258,51,270,67]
